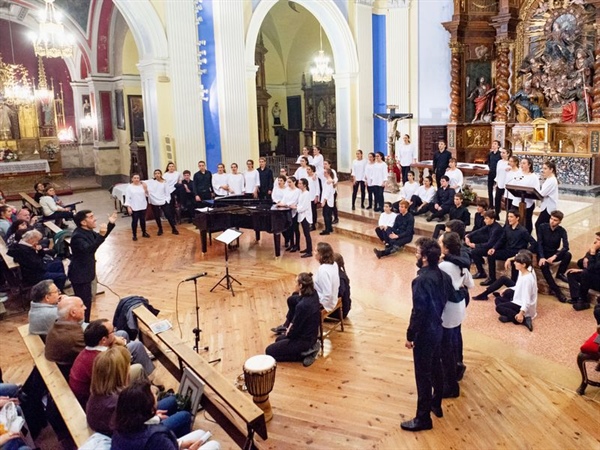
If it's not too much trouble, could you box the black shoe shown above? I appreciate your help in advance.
[310,226,316,231]
[303,350,318,367]
[456,363,466,381]
[524,316,533,332]
[426,216,434,222]
[480,278,494,286]
[573,302,591,311]
[319,231,330,235]
[472,272,487,280]
[270,325,286,334]
[289,246,298,253]
[157,230,163,236]
[351,205,356,210]
[556,273,569,283]
[361,204,365,209]
[472,292,488,301]
[299,249,307,253]
[498,315,511,323]
[332,218,339,224]
[132,236,138,241]
[431,405,443,418]
[373,248,382,259]
[442,387,460,398]
[555,292,567,303]
[435,217,445,222]
[284,242,290,248]
[301,252,312,258]
[400,418,433,432]
[492,292,502,298]
[172,229,179,235]
[142,232,151,238]
[366,206,372,210]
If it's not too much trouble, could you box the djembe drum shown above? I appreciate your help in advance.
[243,354,277,422]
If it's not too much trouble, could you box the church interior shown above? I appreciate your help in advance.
[0,0,599,448]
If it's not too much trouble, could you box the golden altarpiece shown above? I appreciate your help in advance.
[443,0,600,184]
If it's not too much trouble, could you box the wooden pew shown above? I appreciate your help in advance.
[19,192,43,216]
[18,324,93,447]
[133,306,267,449]
[0,236,27,312]
[43,220,71,245]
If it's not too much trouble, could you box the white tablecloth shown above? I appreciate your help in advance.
[0,160,50,175]
[111,183,129,202]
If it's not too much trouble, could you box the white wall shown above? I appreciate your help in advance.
[418,0,453,125]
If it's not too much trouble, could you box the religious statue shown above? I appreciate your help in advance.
[271,102,281,125]
[510,76,544,123]
[83,98,91,116]
[467,77,495,123]
[0,102,13,139]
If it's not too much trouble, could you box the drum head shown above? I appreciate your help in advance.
[244,354,276,373]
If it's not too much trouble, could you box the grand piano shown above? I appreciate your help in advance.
[194,196,292,257]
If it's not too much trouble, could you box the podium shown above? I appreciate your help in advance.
[505,184,543,226]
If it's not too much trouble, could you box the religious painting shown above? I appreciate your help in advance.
[465,61,493,124]
[115,90,125,130]
[128,95,145,142]
[178,368,204,416]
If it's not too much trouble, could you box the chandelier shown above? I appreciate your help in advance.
[30,0,75,59]
[1,21,34,106]
[310,27,334,83]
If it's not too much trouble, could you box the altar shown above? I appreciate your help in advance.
[0,160,50,175]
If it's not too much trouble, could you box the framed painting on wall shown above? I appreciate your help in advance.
[128,95,145,142]
[115,90,125,130]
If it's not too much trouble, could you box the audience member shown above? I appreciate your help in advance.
[45,296,86,370]
[432,193,470,239]
[537,210,570,303]
[375,202,397,245]
[567,231,600,311]
[425,176,456,222]
[28,280,64,336]
[495,251,537,332]
[351,149,367,210]
[466,210,503,279]
[0,205,12,238]
[5,219,28,245]
[373,200,414,259]
[39,186,74,223]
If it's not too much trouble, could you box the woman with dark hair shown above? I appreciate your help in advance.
[39,186,75,223]
[494,147,512,215]
[364,152,376,210]
[112,379,214,450]
[296,178,313,258]
[5,219,27,245]
[503,155,521,211]
[276,177,300,251]
[163,161,182,207]
[266,272,321,365]
[535,160,559,234]
[146,169,179,236]
[313,242,340,312]
[124,174,149,241]
[331,253,351,319]
[397,134,417,184]
[33,182,46,203]
[511,157,538,233]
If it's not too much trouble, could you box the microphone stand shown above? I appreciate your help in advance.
[191,278,221,364]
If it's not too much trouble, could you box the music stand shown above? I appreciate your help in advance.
[505,184,543,226]
[211,228,243,296]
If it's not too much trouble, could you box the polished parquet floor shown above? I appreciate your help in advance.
[0,186,599,449]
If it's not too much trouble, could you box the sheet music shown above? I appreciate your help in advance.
[216,228,243,244]
[195,207,213,212]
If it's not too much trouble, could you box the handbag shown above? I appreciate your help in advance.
[0,401,24,434]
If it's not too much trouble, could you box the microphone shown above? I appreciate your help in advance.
[183,272,208,282]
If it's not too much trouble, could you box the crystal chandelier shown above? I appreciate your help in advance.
[30,0,75,59]
[1,21,34,106]
[310,27,334,83]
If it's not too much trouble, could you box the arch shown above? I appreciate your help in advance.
[245,0,359,171]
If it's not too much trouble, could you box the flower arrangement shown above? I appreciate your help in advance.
[461,183,477,206]
[42,143,60,160]
[0,148,18,162]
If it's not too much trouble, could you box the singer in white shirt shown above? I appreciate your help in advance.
[294,157,309,181]
[296,146,313,164]
[371,152,389,212]
[504,155,522,209]
[445,158,464,192]
[124,174,149,240]
[510,158,539,233]
[277,178,301,250]
[396,134,417,184]
[375,202,398,244]
[306,165,320,231]
[212,163,229,197]
[243,160,260,198]
[313,242,340,312]
[296,179,313,257]
[228,163,245,196]
[146,169,179,236]
[494,148,511,216]
[535,160,559,234]
[351,150,368,210]
[271,175,288,204]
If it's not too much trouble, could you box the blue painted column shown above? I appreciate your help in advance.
[372,14,387,154]
[197,0,222,171]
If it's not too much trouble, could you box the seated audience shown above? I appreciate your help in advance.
[481,209,535,286]
[111,379,220,450]
[567,231,600,311]
[5,219,28,245]
[466,210,503,279]
[375,202,398,245]
[0,205,12,238]
[313,242,340,312]
[266,272,321,366]
[39,186,74,223]
[28,279,64,336]
[425,176,455,222]
[373,200,414,259]
[7,230,67,289]
[495,251,537,332]
[471,199,488,232]
[432,193,470,239]
[45,296,86,370]
[409,175,436,216]
[33,182,45,203]
[0,396,32,450]
[537,210,571,303]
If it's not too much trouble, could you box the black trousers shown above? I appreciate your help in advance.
[535,209,551,236]
[373,186,385,211]
[333,191,339,220]
[265,335,313,362]
[300,219,312,253]
[311,201,318,229]
[435,169,445,187]
[487,249,518,281]
[524,204,535,234]
[367,185,375,208]
[410,195,429,215]
[568,269,600,304]
[401,166,411,185]
[72,281,93,323]
[413,329,443,423]
[323,204,333,232]
[292,220,300,249]
[131,209,147,237]
[428,204,451,220]
[539,252,571,295]
[432,224,447,240]
[487,177,495,210]
[375,227,390,243]
[494,187,505,216]
[441,327,459,393]
[480,275,515,297]
[352,181,366,208]
[381,235,412,256]
[495,297,522,323]
[151,203,177,232]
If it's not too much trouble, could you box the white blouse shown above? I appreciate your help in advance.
[212,172,230,197]
[280,188,301,217]
[446,168,464,192]
[510,172,539,208]
[145,179,170,206]
[495,159,509,188]
[400,181,420,200]
[351,159,367,182]
[297,190,313,224]
[396,142,417,167]
[504,169,522,201]
[512,271,538,319]
[378,212,397,228]
[228,174,245,196]
[314,262,340,312]
[271,185,288,204]
[539,176,558,213]
[124,184,148,211]
[162,171,180,194]
[417,185,436,204]
[243,170,260,194]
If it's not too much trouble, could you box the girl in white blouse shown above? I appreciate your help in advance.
[277,177,301,251]
[271,175,288,203]
[445,158,464,192]
[146,169,179,236]
[313,242,340,312]
[364,152,376,210]
[124,174,149,241]
[396,134,417,184]
[243,160,260,198]
[494,148,511,215]
[294,157,309,181]
[504,155,522,212]
[163,162,181,206]
[296,178,313,258]
[535,160,559,234]
[228,163,245,196]
[511,157,539,233]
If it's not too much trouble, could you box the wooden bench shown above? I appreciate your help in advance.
[319,297,345,352]
[18,324,93,447]
[43,221,71,245]
[19,192,43,216]
[133,306,267,449]
[0,236,28,312]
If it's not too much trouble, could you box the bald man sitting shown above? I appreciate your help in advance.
[45,296,87,374]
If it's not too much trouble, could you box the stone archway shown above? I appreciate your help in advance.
[246,0,360,170]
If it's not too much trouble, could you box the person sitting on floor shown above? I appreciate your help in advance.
[409,175,436,216]
[567,231,600,311]
[28,279,65,336]
[494,251,537,332]
[373,200,414,259]
[537,210,571,303]
[375,202,398,245]
[266,272,322,366]
[7,230,67,290]
[473,249,534,301]
[466,210,504,279]
[432,193,470,239]
[471,199,488,233]
[39,186,75,224]
[425,176,455,222]
[392,171,420,212]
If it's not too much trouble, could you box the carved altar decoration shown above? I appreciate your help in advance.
[514,0,596,123]
[302,77,337,164]
[254,33,272,155]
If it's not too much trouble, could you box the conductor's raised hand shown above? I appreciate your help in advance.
[108,211,118,224]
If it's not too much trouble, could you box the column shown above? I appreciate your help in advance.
[593,20,600,121]
[447,42,463,157]
[334,72,358,172]
[493,39,512,145]
[212,0,253,165]
[165,0,206,171]
[385,1,410,114]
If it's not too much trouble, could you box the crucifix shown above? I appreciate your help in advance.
[373,105,413,158]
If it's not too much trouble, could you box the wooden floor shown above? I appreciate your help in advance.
[1,212,599,449]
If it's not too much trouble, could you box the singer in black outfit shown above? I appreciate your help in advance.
[486,140,502,210]
[432,141,451,187]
